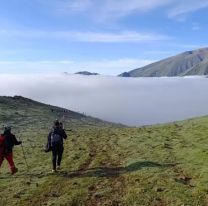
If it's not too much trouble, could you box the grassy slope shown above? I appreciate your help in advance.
[1,96,208,205]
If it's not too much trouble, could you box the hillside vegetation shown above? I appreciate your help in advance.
[0,96,208,206]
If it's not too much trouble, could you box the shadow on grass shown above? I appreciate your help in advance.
[0,161,176,179]
[58,161,175,179]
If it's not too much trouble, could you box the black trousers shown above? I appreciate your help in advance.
[51,145,64,170]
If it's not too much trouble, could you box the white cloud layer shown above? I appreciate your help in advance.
[0,74,208,126]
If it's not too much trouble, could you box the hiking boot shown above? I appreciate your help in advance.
[11,167,18,175]
[57,166,61,171]
[52,169,57,173]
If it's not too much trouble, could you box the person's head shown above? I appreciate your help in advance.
[3,125,11,134]
[54,120,60,128]
[60,122,63,129]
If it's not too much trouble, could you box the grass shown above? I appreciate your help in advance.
[0,96,208,205]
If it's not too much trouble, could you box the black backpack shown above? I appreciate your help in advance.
[50,131,62,146]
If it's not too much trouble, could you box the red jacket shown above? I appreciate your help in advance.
[0,135,5,155]
[3,131,21,154]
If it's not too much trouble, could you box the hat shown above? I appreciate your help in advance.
[54,120,60,127]
[4,125,11,131]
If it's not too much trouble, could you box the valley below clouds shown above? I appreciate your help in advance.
[0,74,208,126]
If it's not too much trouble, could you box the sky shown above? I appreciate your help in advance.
[0,0,208,75]
[1,74,208,126]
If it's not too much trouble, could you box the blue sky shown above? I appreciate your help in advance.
[0,0,208,75]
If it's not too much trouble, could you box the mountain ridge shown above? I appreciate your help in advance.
[0,95,121,129]
[119,47,208,77]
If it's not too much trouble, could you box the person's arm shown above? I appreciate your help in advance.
[48,132,51,141]
[45,132,52,152]
[62,130,67,139]
[48,132,52,144]
[12,134,22,145]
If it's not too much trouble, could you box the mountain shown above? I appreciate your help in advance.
[1,96,208,205]
[75,71,99,76]
[0,96,118,130]
[181,59,208,76]
[119,48,208,77]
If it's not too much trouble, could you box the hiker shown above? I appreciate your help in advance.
[47,120,67,172]
[0,125,22,175]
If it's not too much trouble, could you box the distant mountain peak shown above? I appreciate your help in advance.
[75,71,99,76]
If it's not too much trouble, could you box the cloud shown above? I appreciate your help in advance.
[98,0,208,21]
[49,0,92,12]
[68,31,170,42]
[0,74,208,126]
[0,58,155,75]
[100,0,208,20]
[45,0,208,21]
[60,0,92,12]
[168,0,208,18]
[172,44,206,50]
[0,29,170,43]
[93,0,173,21]
[43,0,171,15]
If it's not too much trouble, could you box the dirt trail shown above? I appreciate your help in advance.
[76,142,97,176]
[85,130,125,206]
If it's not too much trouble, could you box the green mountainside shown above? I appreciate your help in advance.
[0,96,208,206]
[119,48,208,77]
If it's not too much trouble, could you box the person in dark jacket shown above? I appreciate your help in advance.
[47,120,67,172]
[0,125,22,174]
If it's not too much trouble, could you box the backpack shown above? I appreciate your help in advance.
[0,135,6,154]
[50,131,62,146]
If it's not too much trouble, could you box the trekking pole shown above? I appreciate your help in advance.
[61,114,65,130]
[18,136,30,173]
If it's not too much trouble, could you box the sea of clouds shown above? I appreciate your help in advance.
[0,73,207,126]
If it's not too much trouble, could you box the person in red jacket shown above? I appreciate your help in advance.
[0,125,22,175]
